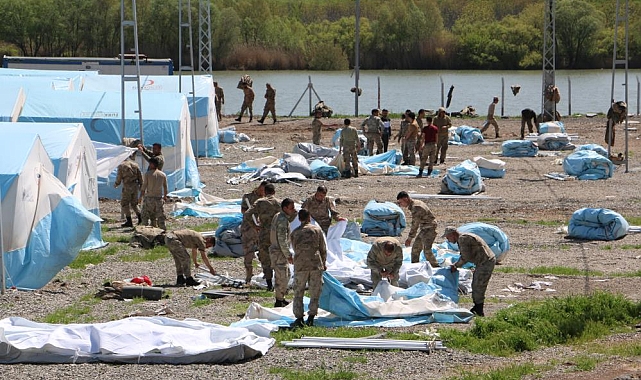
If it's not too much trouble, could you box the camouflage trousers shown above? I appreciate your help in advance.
[312,126,321,145]
[404,139,417,165]
[141,197,166,230]
[215,101,222,121]
[411,227,438,266]
[120,185,140,217]
[270,248,290,301]
[165,232,191,277]
[371,269,399,289]
[240,100,253,119]
[365,132,383,156]
[342,145,359,175]
[241,223,259,282]
[436,134,449,164]
[481,118,499,136]
[293,269,323,319]
[261,101,276,121]
[472,257,496,304]
[419,143,437,174]
[257,230,273,281]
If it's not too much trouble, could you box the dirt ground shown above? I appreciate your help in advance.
[2,113,641,379]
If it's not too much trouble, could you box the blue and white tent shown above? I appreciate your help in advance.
[0,134,99,289]
[0,87,25,122]
[0,122,104,250]
[0,75,75,91]
[18,90,200,199]
[0,67,98,90]
[81,74,221,158]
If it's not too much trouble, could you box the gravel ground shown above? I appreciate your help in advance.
[2,114,641,379]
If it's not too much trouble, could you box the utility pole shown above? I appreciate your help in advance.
[541,0,556,121]
[354,0,360,117]
[198,0,212,73]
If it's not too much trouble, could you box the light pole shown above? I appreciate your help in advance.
[354,0,360,117]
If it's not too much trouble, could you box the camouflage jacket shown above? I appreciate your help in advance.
[171,229,206,250]
[269,211,296,259]
[339,125,359,147]
[366,237,404,274]
[291,222,327,271]
[244,195,281,232]
[433,115,452,136]
[265,87,276,102]
[301,195,340,228]
[407,199,437,240]
[454,232,495,268]
[140,147,165,171]
[115,159,142,188]
[360,115,384,134]
[241,189,263,230]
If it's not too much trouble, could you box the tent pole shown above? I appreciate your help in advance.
[0,186,5,294]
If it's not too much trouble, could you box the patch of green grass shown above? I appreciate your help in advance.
[589,340,641,356]
[621,244,641,250]
[342,355,367,364]
[514,219,528,225]
[534,220,565,226]
[495,266,603,276]
[560,244,571,250]
[274,326,382,344]
[68,245,122,269]
[231,302,249,316]
[43,295,100,324]
[102,234,130,244]
[625,216,641,225]
[250,290,275,298]
[570,354,600,372]
[449,363,540,380]
[615,269,641,278]
[602,245,613,250]
[120,245,169,262]
[191,222,219,232]
[130,297,147,305]
[191,297,213,307]
[269,366,358,380]
[439,292,641,357]
[210,255,236,261]
[477,218,498,223]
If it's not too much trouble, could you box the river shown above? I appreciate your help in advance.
[210,69,641,118]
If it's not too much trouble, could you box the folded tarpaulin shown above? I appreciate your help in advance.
[575,144,608,158]
[537,133,573,151]
[539,121,565,134]
[472,156,505,178]
[563,150,614,180]
[310,159,341,180]
[219,127,239,143]
[0,317,274,364]
[213,214,243,257]
[360,149,402,165]
[442,159,484,195]
[568,208,629,241]
[361,200,406,236]
[501,140,539,157]
[450,222,510,263]
[172,199,242,218]
[293,142,338,160]
[456,126,484,145]
[281,152,312,178]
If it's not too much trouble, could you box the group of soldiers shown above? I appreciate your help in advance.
[214,80,277,124]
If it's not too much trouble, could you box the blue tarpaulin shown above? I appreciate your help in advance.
[443,159,484,195]
[361,200,406,236]
[310,159,341,180]
[563,150,614,180]
[456,126,484,145]
[568,208,629,241]
[501,140,538,157]
[575,144,608,158]
[539,121,565,134]
[451,222,510,262]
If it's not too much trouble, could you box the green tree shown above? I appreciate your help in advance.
[556,0,605,68]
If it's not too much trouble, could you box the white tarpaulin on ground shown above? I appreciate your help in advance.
[0,317,274,364]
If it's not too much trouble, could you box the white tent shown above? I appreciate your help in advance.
[18,89,201,199]
[0,134,99,289]
[0,67,98,90]
[0,87,25,122]
[0,122,104,250]
[0,75,75,91]
[81,74,221,157]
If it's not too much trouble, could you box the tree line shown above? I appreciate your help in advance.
[0,0,640,71]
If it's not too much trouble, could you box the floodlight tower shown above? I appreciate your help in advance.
[198,0,212,73]
[541,0,556,121]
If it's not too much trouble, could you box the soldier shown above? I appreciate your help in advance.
[165,229,216,286]
[235,84,255,122]
[139,157,168,230]
[395,110,411,164]
[258,83,277,124]
[339,118,360,178]
[301,185,345,235]
[137,142,164,171]
[416,116,438,178]
[241,181,268,285]
[269,198,298,307]
[360,108,385,156]
[311,109,338,145]
[396,191,438,267]
[366,237,404,288]
[114,153,142,227]
[214,81,224,121]
[290,209,327,328]
[480,96,500,138]
[404,111,419,166]
[415,109,426,160]
[244,183,281,291]
[380,109,392,152]
[434,107,452,165]
[606,101,627,146]
[445,226,496,317]
[520,108,539,140]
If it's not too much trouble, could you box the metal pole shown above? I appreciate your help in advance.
[120,0,126,140]
[132,0,144,145]
[568,77,572,116]
[625,0,630,173]
[637,76,640,115]
[308,76,312,116]
[0,186,4,294]
[354,0,360,117]
[440,76,444,107]
[377,76,380,110]
[500,77,505,117]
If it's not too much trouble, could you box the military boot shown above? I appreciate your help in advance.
[273,119,277,124]
[353,170,358,178]
[185,276,201,286]
[306,315,315,327]
[427,169,432,177]
[136,212,142,225]
[257,118,265,124]
[290,318,305,329]
[235,116,242,122]
[176,275,186,286]
[470,303,485,317]
[121,216,133,228]
[415,171,423,178]
[266,279,273,291]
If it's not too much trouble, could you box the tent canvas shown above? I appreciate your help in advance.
[0,87,25,122]
[0,67,98,89]
[0,75,75,91]
[18,90,200,199]
[0,134,99,289]
[0,122,104,250]
[81,74,221,158]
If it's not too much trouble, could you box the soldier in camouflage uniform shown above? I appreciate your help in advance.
[165,229,215,286]
[235,84,255,122]
[244,183,281,291]
[241,181,268,285]
[137,143,164,171]
[445,226,496,317]
[301,185,345,235]
[434,107,452,164]
[114,153,143,227]
[269,198,298,307]
[214,82,224,121]
[395,110,411,164]
[360,108,384,156]
[139,158,168,230]
[404,111,420,166]
[290,209,327,328]
[339,118,360,178]
[258,83,277,124]
[366,237,404,288]
[396,191,438,266]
